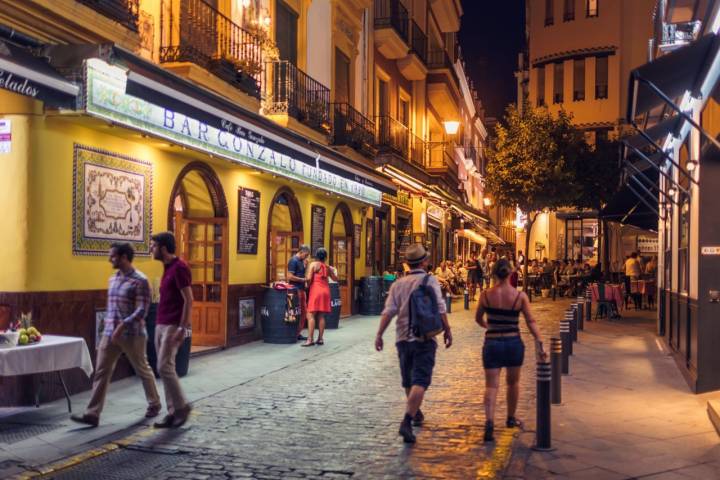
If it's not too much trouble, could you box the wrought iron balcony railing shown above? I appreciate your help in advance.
[374,0,409,44]
[331,103,376,157]
[410,19,427,64]
[78,0,139,31]
[426,141,458,180]
[376,115,415,161]
[659,21,701,51]
[160,0,264,98]
[428,48,452,70]
[264,60,331,134]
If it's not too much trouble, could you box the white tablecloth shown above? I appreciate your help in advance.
[0,335,93,377]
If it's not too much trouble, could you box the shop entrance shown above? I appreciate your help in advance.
[428,224,441,269]
[267,187,303,282]
[169,163,229,350]
[330,203,353,317]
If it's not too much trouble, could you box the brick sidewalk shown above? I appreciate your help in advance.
[503,308,720,480]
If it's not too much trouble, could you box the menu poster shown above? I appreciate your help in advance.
[353,224,361,258]
[311,205,326,256]
[366,218,374,267]
[237,188,260,254]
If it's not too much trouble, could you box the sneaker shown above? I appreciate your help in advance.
[506,416,522,428]
[398,419,416,443]
[153,414,175,429]
[70,414,99,427]
[483,421,494,442]
[412,409,424,426]
[172,404,193,428]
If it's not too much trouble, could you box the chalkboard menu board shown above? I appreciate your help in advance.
[397,216,412,263]
[353,224,361,258]
[311,205,326,256]
[237,188,260,254]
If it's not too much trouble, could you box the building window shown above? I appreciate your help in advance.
[587,0,598,17]
[573,58,585,101]
[565,218,598,263]
[537,66,546,106]
[399,98,410,127]
[564,0,575,21]
[553,62,564,104]
[545,0,554,26]
[595,56,608,99]
[275,0,298,64]
[334,48,351,104]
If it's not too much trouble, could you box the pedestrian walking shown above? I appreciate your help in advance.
[375,244,453,443]
[288,245,311,341]
[475,258,546,442]
[302,247,337,346]
[151,232,193,428]
[71,243,161,427]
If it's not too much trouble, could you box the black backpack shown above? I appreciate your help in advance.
[409,274,444,340]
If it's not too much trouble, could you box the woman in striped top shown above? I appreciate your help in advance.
[476,258,546,442]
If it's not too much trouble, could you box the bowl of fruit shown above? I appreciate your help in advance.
[17,326,42,346]
[2,313,42,347]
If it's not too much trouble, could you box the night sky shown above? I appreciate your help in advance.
[459,0,525,121]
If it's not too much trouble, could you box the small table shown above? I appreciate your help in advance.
[0,335,93,412]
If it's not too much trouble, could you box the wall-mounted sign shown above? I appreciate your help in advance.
[85,59,382,206]
[0,119,10,154]
[427,204,444,222]
[311,204,326,256]
[353,224,361,259]
[701,246,720,256]
[237,188,260,254]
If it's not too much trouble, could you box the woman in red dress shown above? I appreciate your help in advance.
[303,248,338,346]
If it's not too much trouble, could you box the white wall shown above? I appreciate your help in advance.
[306,0,332,88]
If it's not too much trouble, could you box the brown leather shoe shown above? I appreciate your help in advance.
[172,404,193,428]
[153,414,175,428]
[145,404,161,418]
[70,414,99,427]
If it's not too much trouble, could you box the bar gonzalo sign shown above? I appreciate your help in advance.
[84,59,382,206]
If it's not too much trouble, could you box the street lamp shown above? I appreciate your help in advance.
[443,120,461,135]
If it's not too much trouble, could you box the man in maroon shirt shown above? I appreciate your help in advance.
[151,232,193,428]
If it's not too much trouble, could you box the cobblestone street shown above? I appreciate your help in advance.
[33,298,565,480]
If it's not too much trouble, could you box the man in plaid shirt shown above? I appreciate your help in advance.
[71,243,161,427]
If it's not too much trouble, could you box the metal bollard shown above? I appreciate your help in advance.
[551,337,562,404]
[464,289,469,310]
[585,288,592,323]
[576,297,584,331]
[568,306,578,344]
[533,362,554,451]
[560,319,570,374]
[446,295,452,313]
[563,311,574,355]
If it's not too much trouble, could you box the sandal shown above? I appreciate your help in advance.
[301,341,315,347]
[316,339,324,345]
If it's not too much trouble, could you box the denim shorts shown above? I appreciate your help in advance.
[482,336,525,369]
[396,340,437,389]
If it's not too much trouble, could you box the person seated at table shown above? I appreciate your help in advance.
[457,261,469,289]
[435,261,455,295]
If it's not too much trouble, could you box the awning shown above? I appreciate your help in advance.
[624,115,682,150]
[628,33,720,120]
[456,229,487,246]
[601,168,659,232]
[0,40,78,107]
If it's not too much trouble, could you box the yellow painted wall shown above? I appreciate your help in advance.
[18,115,367,292]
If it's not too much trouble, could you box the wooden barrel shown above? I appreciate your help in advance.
[326,283,341,329]
[260,288,300,344]
[359,276,384,315]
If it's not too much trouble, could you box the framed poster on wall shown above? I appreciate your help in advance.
[73,144,153,256]
[238,298,256,329]
[365,218,374,267]
[353,224,361,258]
[237,188,260,254]
[311,205,326,256]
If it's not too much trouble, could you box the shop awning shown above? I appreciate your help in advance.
[601,168,659,232]
[0,40,78,107]
[624,115,682,151]
[628,33,720,120]
[456,228,487,246]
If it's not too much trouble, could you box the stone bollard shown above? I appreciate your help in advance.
[560,319,570,374]
[585,288,592,323]
[568,307,578,345]
[445,294,452,313]
[576,296,585,331]
[533,362,554,451]
[551,337,562,404]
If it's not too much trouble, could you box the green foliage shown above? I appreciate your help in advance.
[486,104,584,215]
[572,138,623,210]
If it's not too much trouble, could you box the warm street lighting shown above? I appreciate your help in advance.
[483,197,493,207]
[687,160,698,172]
[443,120,461,135]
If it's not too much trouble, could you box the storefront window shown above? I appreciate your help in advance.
[565,218,598,263]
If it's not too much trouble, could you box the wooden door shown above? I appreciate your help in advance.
[177,217,228,347]
[332,236,352,317]
[270,229,302,282]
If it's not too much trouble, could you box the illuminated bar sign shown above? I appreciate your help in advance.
[84,59,382,206]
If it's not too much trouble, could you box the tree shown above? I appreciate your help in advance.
[486,104,585,283]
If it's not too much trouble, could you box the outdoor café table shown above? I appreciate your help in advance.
[0,335,93,412]
[590,283,624,316]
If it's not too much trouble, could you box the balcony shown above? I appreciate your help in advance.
[78,0,139,31]
[397,19,428,80]
[429,0,461,33]
[659,21,701,53]
[374,0,410,59]
[160,0,264,98]
[331,103,376,157]
[426,142,460,193]
[263,60,331,135]
[376,115,410,159]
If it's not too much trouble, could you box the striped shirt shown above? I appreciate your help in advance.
[382,269,446,343]
[482,291,522,335]
[104,269,151,337]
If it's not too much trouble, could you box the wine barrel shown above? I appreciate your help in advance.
[326,283,341,329]
[360,276,385,315]
[260,288,300,344]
